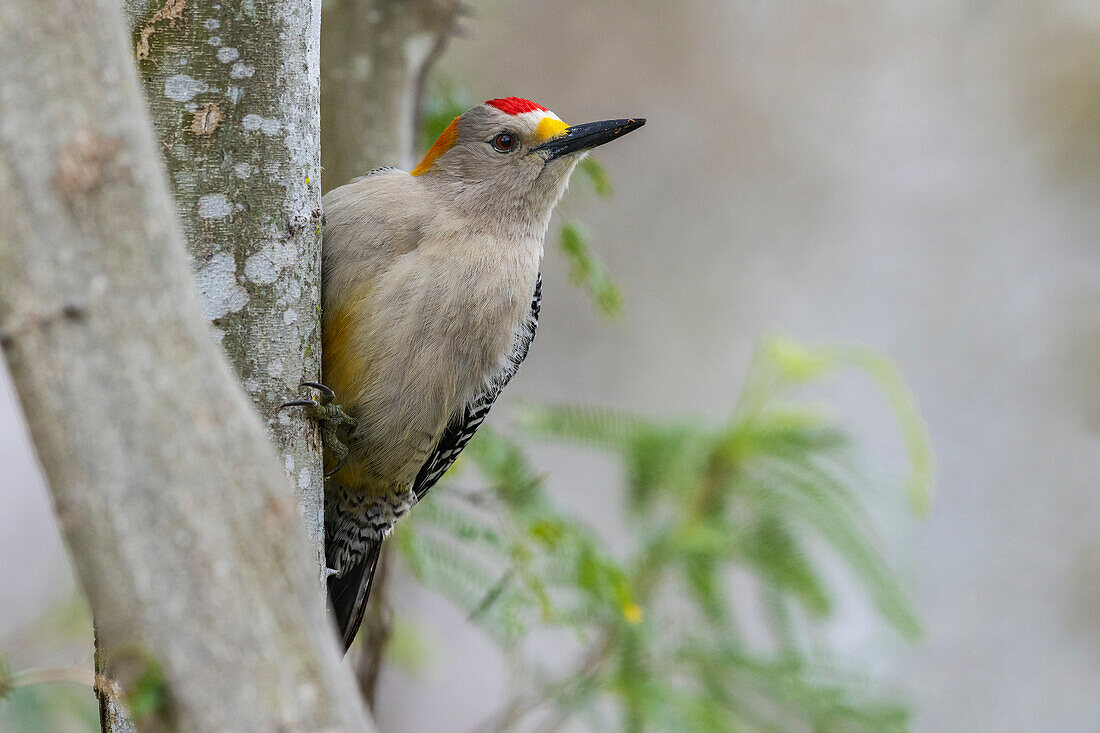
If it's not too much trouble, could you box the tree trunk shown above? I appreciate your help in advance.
[319,0,459,705]
[122,0,326,569]
[110,2,327,726]
[0,0,372,729]
[321,0,459,189]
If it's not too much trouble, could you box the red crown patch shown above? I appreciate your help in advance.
[485,97,548,116]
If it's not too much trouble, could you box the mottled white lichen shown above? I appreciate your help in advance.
[244,238,295,284]
[173,169,198,189]
[217,47,240,63]
[283,276,303,300]
[198,193,232,219]
[169,144,192,162]
[194,253,248,320]
[230,62,255,79]
[241,114,282,135]
[165,75,209,102]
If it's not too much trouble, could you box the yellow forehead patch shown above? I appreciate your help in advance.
[535,115,569,143]
[410,117,459,176]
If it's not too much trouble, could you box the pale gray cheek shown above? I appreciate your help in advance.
[536,158,578,196]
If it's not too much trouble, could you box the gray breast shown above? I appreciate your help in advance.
[411,273,542,500]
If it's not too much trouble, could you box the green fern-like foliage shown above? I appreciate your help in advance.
[397,335,933,732]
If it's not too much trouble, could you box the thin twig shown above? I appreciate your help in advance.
[8,666,97,689]
[469,635,614,733]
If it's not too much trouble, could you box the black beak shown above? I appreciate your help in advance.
[535,117,646,160]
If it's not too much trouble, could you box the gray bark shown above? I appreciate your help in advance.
[0,0,373,730]
[321,0,459,188]
[94,628,136,733]
[112,1,327,726]
[122,0,326,569]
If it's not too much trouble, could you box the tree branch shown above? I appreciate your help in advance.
[0,0,372,728]
[321,0,460,187]
[122,0,326,571]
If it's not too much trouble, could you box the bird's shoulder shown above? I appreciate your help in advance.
[322,168,434,258]
[351,166,400,182]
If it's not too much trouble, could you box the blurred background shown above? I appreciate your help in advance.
[3,0,1100,730]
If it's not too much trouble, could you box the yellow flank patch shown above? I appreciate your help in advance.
[322,306,357,404]
[410,117,460,176]
[535,115,569,143]
[321,302,369,482]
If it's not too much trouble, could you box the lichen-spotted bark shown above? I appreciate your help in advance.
[123,0,326,568]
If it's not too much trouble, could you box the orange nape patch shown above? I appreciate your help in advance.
[410,117,459,176]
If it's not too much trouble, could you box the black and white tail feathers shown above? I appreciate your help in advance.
[327,536,382,652]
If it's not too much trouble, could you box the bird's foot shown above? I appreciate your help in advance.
[281,381,357,477]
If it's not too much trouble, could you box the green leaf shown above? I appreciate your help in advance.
[624,424,713,512]
[741,466,922,640]
[762,335,837,383]
[124,652,168,724]
[578,156,614,197]
[739,515,831,617]
[831,345,936,517]
[682,556,731,624]
[520,404,646,452]
[559,220,625,319]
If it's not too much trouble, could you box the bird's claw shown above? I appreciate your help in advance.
[281,381,357,478]
[325,452,349,479]
[280,398,318,409]
[300,381,335,402]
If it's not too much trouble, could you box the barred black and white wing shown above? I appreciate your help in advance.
[411,274,542,501]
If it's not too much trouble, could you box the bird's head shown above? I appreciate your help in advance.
[411,97,645,234]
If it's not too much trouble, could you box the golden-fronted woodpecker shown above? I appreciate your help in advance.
[286,97,644,650]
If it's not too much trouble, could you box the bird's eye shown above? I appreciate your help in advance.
[492,132,517,152]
